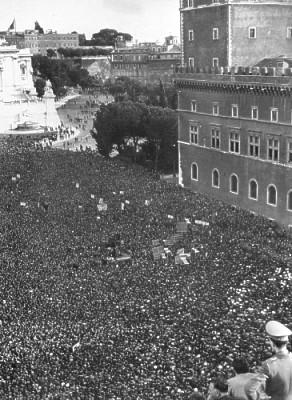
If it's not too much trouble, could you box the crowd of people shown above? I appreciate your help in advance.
[0,139,291,399]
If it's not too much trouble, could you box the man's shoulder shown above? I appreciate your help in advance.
[264,355,278,364]
[228,373,258,385]
[265,352,292,364]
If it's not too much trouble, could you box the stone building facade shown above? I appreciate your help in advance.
[180,0,292,69]
[1,31,79,55]
[176,68,292,226]
[24,31,79,55]
[111,44,181,84]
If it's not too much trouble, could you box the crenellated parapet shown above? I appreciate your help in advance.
[175,64,292,77]
[175,64,292,96]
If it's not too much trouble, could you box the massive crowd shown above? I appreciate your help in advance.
[0,140,291,399]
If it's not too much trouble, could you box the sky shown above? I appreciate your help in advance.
[2,0,180,43]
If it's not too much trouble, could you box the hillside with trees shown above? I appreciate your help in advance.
[32,55,97,97]
[56,47,111,58]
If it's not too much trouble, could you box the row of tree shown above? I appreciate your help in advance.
[55,47,111,58]
[92,100,177,173]
[103,76,178,110]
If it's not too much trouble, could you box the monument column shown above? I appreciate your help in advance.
[42,80,61,129]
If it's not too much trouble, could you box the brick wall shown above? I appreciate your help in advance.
[177,77,292,225]
[183,5,229,68]
[231,4,292,66]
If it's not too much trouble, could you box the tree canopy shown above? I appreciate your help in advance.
[104,77,177,110]
[85,29,132,47]
[92,100,177,172]
[57,47,111,58]
[35,21,44,34]
[32,55,94,97]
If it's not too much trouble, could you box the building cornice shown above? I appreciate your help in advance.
[178,140,292,169]
[175,79,292,96]
[178,108,292,129]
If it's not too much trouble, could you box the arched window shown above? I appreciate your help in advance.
[267,184,277,206]
[212,169,220,188]
[249,179,258,200]
[191,163,198,181]
[287,190,292,211]
[230,174,238,194]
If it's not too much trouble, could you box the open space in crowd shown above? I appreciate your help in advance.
[0,141,291,399]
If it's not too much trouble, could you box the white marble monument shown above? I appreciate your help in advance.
[0,44,60,133]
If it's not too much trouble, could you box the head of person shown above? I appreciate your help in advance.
[214,375,228,393]
[268,336,289,352]
[232,357,250,374]
[265,320,292,353]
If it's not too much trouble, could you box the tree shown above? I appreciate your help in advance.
[32,54,98,96]
[57,47,111,58]
[90,29,132,46]
[91,103,115,157]
[92,101,148,159]
[144,106,177,172]
[103,77,177,110]
[158,79,168,108]
[92,100,177,172]
[35,21,44,34]
[105,77,144,102]
[47,49,56,58]
[78,34,87,46]
[34,78,46,97]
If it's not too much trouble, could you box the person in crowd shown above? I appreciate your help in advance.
[257,320,292,400]
[189,391,206,399]
[1,98,292,398]
[228,357,268,400]
[207,375,229,399]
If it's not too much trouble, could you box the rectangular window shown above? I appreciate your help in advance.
[249,135,260,157]
[270,108,278,122]
[188,0,193,7]
[190,124,199,145]
[229,132,240,154]
[267,138,279,162]
[212,103,219,116]
[231,104,239,118]
[211,128,220,149]
[188,57,194,68]
[188,30,194,41]
[288,141,292,163]
[191,100,197,112]
[249,27,256,39]
[212,58,219,68]
[251,106,258,120]
[213,28,219,40]
[287,27,292,39]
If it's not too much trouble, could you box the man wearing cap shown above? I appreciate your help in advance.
[258,320,292,400]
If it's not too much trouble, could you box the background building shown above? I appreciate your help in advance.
[24,31,79,55]
[0,30,79,55]
[180,0,292,69]
[111,38,181,84]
